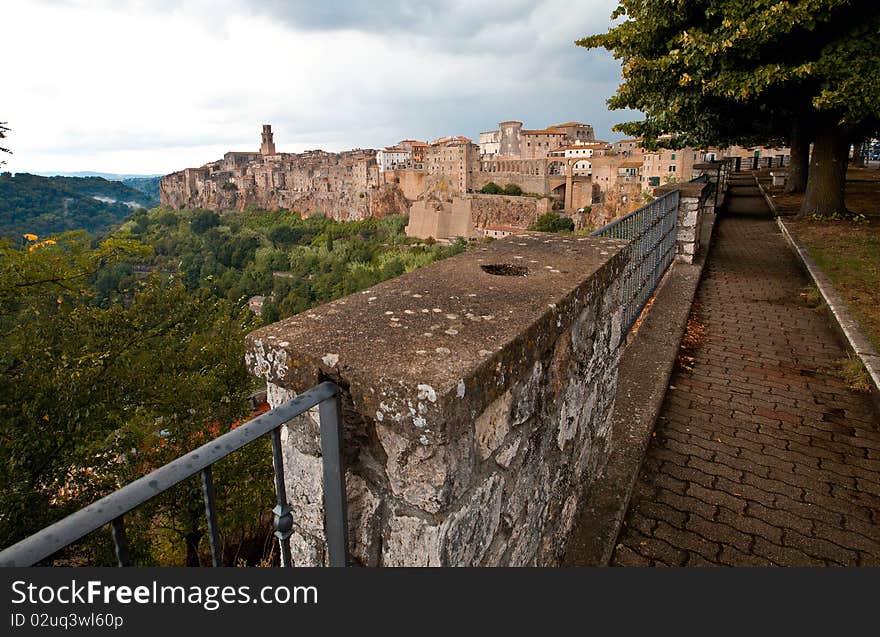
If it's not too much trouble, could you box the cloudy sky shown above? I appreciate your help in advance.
[5,0,635,176]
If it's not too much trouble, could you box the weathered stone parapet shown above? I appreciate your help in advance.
[693,159,734,207]
[655,180,712,263]
[245,232,630,566]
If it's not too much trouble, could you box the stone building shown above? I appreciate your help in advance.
[714,145,791,170]
[376,146,412,172]
[519,128,568,160]
[551,121,596,143]
[640,147,705,189]
[611,138,643,157]
[398,140,428,166]
[425,136,480,195]
[478,129,501,158]
[479,120,596,160]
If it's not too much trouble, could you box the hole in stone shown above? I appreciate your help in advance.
[480,263,529,277]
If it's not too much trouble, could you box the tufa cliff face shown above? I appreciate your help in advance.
[159,147,410,221]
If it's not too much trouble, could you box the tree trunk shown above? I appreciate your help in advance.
[799,117,850,217]
[185,531,203,567]
[785,120,810,194]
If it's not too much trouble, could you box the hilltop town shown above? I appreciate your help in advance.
[160,122,790,237]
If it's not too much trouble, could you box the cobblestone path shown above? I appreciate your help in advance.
[612,176,880,567]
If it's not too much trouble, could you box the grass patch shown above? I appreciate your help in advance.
[799,284,823,309]
[831,356,872,393]
[788,221,880,351]
[767,167,880,352]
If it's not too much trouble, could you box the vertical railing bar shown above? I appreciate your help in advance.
[200,466,222,567]
[110,516,131,567]
[319,393,349,568]
[271,426,294,567]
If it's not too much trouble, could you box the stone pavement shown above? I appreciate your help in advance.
[612,175,880,567]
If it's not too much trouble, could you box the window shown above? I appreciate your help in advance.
[671,153,676,160]
[669,165,676,172]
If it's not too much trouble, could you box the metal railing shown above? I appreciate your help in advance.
[590,190,679,340]
[0,382,348,568]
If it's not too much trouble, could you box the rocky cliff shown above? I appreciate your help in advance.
[160,171,409,221]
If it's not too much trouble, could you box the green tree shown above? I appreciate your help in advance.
[190,209,220,234]
[0,121,10,167]
[503,183,523,196]
[529,213,575,233]
[579,0,880,215]
[480,182,503,194]
[0,233,265,564]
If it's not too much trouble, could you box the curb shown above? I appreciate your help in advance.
[563,206,719,566]
[754,179,880,395]
[753,173,780,217]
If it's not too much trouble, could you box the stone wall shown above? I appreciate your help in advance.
[470,171,549,196]
[406,194,550,240]
[655,180,713,263]
[406,197,474,240]
[570,180,593,211]
[245,233,630,566]
[469,194,551,232]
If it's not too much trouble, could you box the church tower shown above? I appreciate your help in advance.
[260,124,276,155]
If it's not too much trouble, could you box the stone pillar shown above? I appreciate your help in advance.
[655,181,711,263]
[245,233,630,566]
[564,163,574,211]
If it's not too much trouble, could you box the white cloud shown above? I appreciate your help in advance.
[4,0,634,175]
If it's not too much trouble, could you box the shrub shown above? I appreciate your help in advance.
[529,213,574,233]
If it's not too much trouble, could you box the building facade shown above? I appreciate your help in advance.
[376,147,412,172]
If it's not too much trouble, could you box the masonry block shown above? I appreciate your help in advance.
[246,232,629,565]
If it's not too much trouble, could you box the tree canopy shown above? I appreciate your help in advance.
[0,232,270,563]
[579,0,880,214]
[0,208,466,564]
[0,172,158,239]
[529,212,575,233]
[0,122,10,166]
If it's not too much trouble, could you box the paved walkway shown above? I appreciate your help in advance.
[612,175,880,567]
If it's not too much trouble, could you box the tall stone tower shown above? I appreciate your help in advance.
[260,124,276,155]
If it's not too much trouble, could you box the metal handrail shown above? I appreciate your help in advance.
[591,190,679,340]
[0,381,348,568]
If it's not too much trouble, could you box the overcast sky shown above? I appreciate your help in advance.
[5,0,636,175]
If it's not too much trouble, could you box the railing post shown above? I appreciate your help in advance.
[319,391,348,567]
[200,466,222,567]
[0,383,340,568]
[271,427,294,567]
[110,516,131,567]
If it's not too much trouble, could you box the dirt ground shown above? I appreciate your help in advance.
[760,166,880,220]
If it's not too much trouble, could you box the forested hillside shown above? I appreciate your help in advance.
[111,207,466,321]
[1,206,466,565]
[0,172,158,239]
[121,175,161,200]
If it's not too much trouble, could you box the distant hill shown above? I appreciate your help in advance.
[34,171,163,202]
[0,172,159,240]
[34,171,164,180]
[120,176,162,201]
